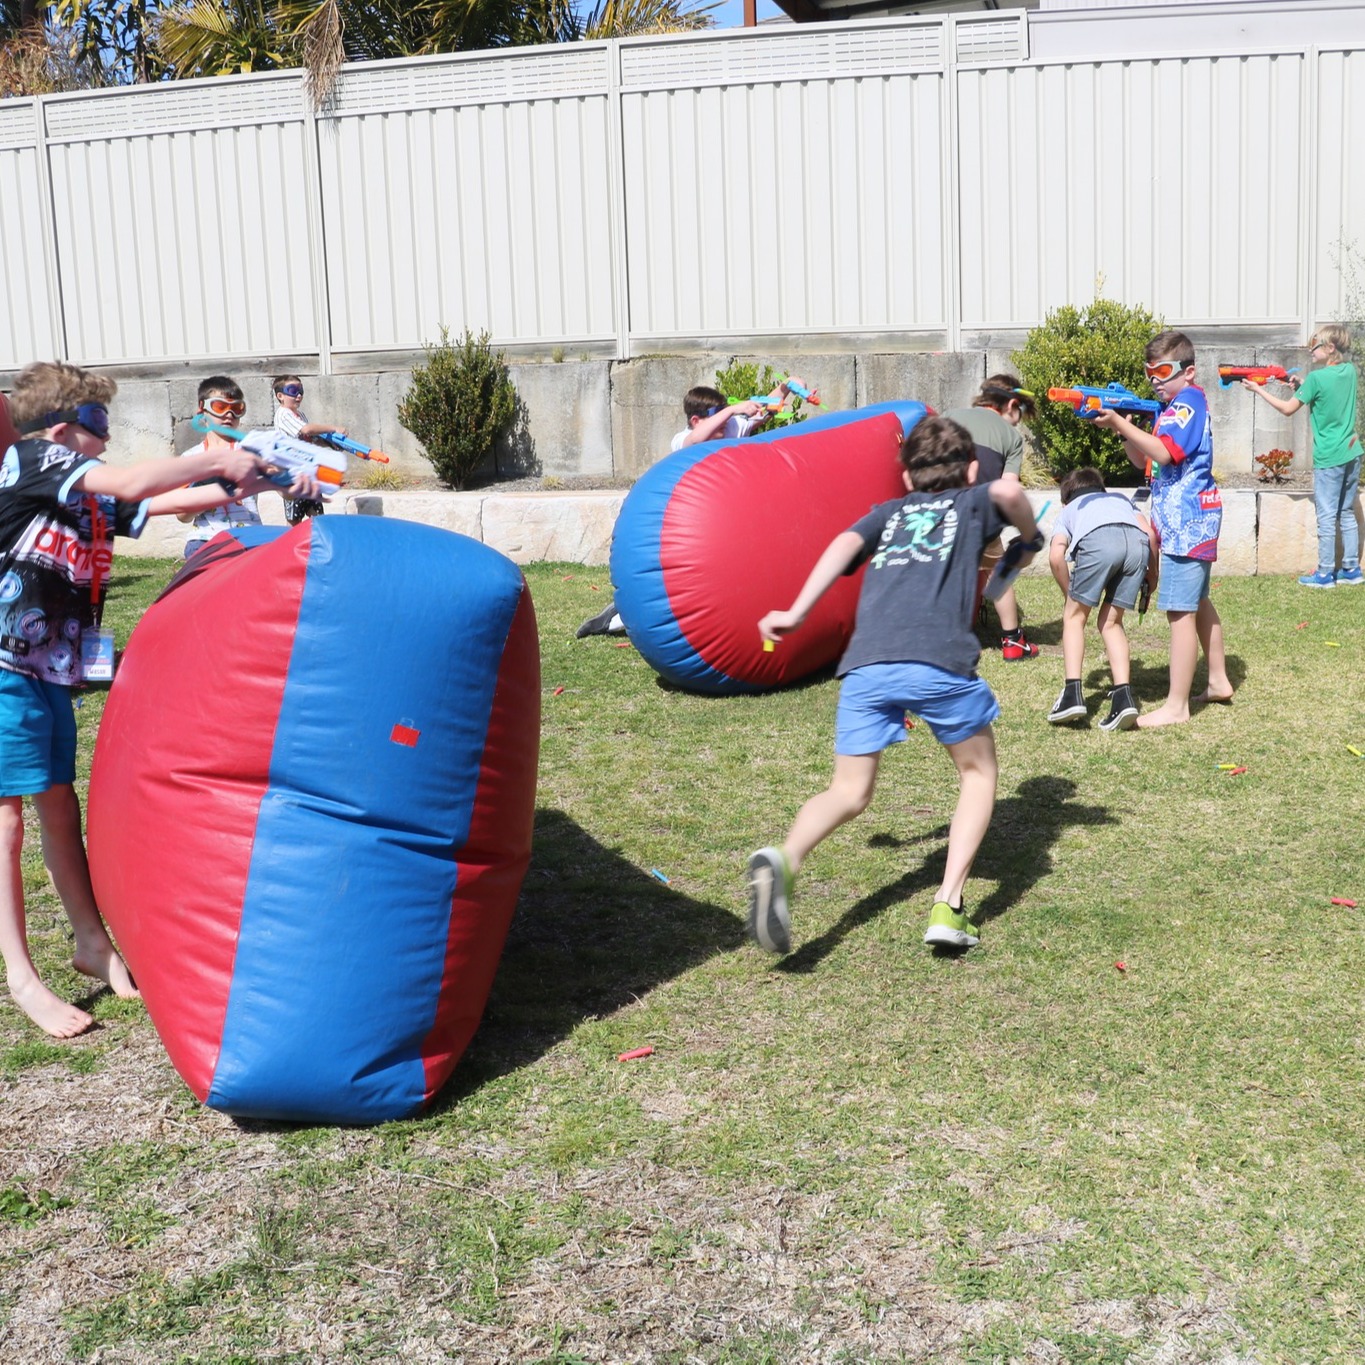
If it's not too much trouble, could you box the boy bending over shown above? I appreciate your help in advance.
[1047,467,1158,730]
[0,361,314,1036]
[747,415,1039,955]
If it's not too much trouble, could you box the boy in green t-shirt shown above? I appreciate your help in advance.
[1244,324,1362,586]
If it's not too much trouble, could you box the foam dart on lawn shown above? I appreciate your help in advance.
[617,1046,654,1061]
[1226,766,1248,776]
[1347,745,1364,758]
[1331,897,1357,908]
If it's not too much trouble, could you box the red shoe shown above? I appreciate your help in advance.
[1001,631,1039,661]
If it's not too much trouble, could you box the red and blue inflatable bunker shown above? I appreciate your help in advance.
[87,517,540,1124]
[611,402,930,693]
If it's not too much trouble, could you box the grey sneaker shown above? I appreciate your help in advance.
[1099,685,1139,732]
[747,847,792,954]
[576,601,624,638]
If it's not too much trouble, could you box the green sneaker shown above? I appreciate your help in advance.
[923,900,979,949]
[747,846,793,954]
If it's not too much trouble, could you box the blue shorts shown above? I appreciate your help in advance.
[836,662,1000,754]
[1158,553,1213,613]
[0,669,77,797]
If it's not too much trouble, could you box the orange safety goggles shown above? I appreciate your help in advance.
[1143,360,1188,382]
[202,397,247,421]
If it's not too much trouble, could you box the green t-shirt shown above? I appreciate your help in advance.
[942,406,1024,477]
[1295,362,1360,468]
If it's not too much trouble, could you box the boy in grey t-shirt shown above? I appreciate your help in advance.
[746,416,1040,957]
[1047,467,1158,730]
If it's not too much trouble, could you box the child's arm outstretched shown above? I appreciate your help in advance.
[758,530,865,642]
[1241,377,1303,417]
[684,401,763,447]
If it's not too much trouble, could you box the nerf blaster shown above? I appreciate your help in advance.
[1218,365,1299,389]
[1048,383,1163,425]
[190,414,346,496]
[776,374,827,410]
[317,431,390,463]
[983,501,1051,602]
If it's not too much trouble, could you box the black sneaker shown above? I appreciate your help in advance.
[1099,685,1139,732]
[576,601,624,638]
[1048,683,1087,724]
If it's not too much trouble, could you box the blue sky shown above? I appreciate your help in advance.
[709,0,790,29]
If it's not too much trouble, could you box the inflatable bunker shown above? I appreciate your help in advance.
[87,517,540,1124]
[611,402,929,694]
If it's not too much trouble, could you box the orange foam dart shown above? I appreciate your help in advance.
[1295,621,1308,629]
[552,686,565,696]
[617,1046,653,1062]
[1227,766,1248,776]
[615,642,632,649]
[1114,961,1127,972]
[1331,897,1357,908]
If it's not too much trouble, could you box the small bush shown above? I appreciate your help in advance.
[1256,448,1295,483]
[714,361,808,426]
[398,327,517,490]
[357,464,409,492]
[1013,297,1163,484]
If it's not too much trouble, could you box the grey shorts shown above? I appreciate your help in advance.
[1068,523,1149,609]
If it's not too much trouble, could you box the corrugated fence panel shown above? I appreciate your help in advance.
[41,78,317,365]
[958,51,1304,330]
[0,101,58,369]
[1310,49,1365,325]
[319,51,617,351]
[621,72,947,337]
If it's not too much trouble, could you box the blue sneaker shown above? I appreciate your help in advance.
[1299,570,1337,588]
[1337,567,1365,586]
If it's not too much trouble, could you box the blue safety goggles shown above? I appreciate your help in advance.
[20,403,111,441]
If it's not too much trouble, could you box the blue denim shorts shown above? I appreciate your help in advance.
[1158,553,1212,613]
[836,662,1000,753]
[0,669,77,797]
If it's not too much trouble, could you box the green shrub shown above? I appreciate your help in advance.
[1013,297,1163,484]
[397,327,517,490]
[713,361,808,426]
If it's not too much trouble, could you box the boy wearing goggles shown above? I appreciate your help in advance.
[1085,331,1233,727]
[0,360,308,1038]
[178,376,264,558]
[272,375,343,526]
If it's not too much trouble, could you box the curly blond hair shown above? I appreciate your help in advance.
[9,361,116,429]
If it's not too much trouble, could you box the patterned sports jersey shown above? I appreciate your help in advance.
[0,439,148,685]
[1151,385,1221,561]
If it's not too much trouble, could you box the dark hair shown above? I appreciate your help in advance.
[1145,330,1195,369]
[198,375,243,404]
[272,374,303,395]
[1059,466,1106,505]
[900,415,975,492]
[683,386,725,421]
[973,372,1036,421]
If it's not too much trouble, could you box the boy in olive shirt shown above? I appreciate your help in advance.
[1244,324,1361,586]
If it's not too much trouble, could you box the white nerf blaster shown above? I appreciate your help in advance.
[190,414,346,497]
[983,500,1051,602]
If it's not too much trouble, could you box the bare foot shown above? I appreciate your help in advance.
[1194,689,1234,705]
[72,944,140,1000]
[10,976,95,1038]
[1136,705,1191,729]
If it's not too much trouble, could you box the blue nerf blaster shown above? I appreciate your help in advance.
[316,431,390,464]
[190,414,346,496]
[776,374,828,411]
[1047,383,1162,425]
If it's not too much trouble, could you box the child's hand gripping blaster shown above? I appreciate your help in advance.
[1047,383,1163,425]
[984,524,1047,603]
[1218,365,1300,389]
[191,414,346,496]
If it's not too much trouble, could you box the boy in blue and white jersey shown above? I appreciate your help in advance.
[1088,330,1234,728]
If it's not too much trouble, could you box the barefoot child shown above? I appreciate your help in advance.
[747,415,1040,955]
[1047,467,1159,730]
[0,361,310,1037]
[1088,331,1233,727]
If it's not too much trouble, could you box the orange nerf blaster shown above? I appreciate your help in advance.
[1218,365,1299,389]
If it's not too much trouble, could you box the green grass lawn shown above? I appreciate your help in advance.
[2,559,1364,1363]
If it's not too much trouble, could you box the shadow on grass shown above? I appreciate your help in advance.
[437,807,744,1104]
[777,775,1114,974]
[1084,651,1247,704]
